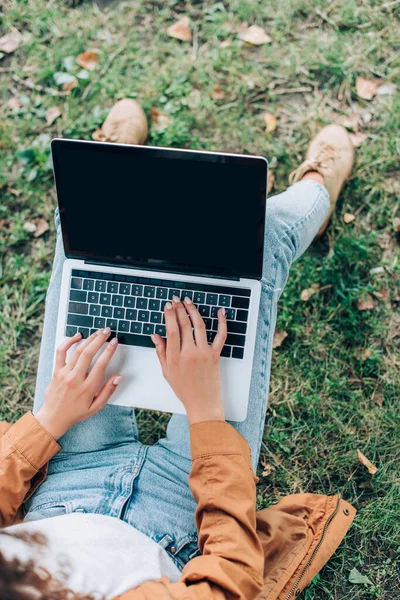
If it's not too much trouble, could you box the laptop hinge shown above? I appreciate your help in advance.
[84,259,241,282]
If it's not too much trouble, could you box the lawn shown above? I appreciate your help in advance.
[0,0,399,597]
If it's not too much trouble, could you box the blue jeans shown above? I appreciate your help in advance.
[24,180,330,571]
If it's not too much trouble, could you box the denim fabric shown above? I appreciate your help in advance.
[24,180,330,571]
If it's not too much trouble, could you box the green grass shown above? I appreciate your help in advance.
[1,0,399,597]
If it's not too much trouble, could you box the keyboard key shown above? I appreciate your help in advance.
[210,307,220,318]
[107,281,119,294]
[106,319,118,330]
[232,296,250,309]
[89,304,101,316]
[90,328,97,336]
[66,325,77,337]
[144,286,155,298]
[116,332,154,348]
[88,292,99,303]
[220,346,231,358]
[212,319,247,334]
[150,312,162,324]
[149,299,160,311]
[131,285,143,296]
[160,300,169,311]
[71,277,82,289]
[101,306,112,318]
[226,308,236,320]
[232,347,244,359]
[83,279,94,291]
[113,307,125,319]
[130,322,143,334]
[70,290,87,302]
[112,295,123,306]
[156,287,168,299]
[78,270,89,278]
[182,291,193,301]
[100,293,111,305]
[137,298,148,310]
[124,296,136,308]
[226,333,246,347]
[203,318,212,330]
[118,320,130,332]
[219,295,231,307]
[67,314,93,328]
[193,292,205,304]
[115,274,126,281]
[119,283,131,295]
[207,330,216,343]
[126,309,138,321]
[94,317,105,329]
[78,327,89,339]
[168,289,181,300]
[206,293,218,305]
[69,301,88,315]
[236,309,248,322]
[138,310,149,322]
[95,280,107,292]
[198,305,210,317]
[155,324,166,337]
[143,323,155,335]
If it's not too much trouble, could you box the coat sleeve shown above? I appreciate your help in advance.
[0,412,61,526]
[113,421,264,600]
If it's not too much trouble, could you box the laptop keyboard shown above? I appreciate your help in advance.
[65,269,251,359]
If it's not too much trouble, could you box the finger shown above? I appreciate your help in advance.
[173,296,194,348]
[72,327,113,376]
[67,330,105,370]
[85,335,119,390]
[55,332,82,369]
[183,297,207,348]
[164,301,180,358]
[90,374,122,414]
[151,334,167,375]
[212,308,228,355]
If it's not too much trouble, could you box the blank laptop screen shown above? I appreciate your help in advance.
[52,140,267,280]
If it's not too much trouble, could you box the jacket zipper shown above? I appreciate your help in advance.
[283,495,341,600]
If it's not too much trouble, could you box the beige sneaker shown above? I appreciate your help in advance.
[288,124,354,237]
[93,99,148,145]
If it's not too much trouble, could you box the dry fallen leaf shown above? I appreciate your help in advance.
[0,30,22,54]
[211,85,225,101]
[7,97,21,109]
[357,293,376,311]
[45,106,62,126]
[187,88,201,109]
[8,188,21,196]
[23,221,37,233]
[238,23,272,46]
[349,132,367,147]
[357,450,378,475]
[273,329,288,349]
[376,82,397,96]
[33,218,49,238]
[263,112,277,133]
[167,16,192,42]
[361,348,372,361]
[267,171,275,195]
[261,463,276,477]
[219,39,231,48]
[356,76,382,100]
[150,107,173,131]
[372,392,384,408]
[393,217,400,238]
[344,212,356,224]
[338,113,359,131]
[301,284,319,301]
[76,50,98,70]
[63,77,78,92]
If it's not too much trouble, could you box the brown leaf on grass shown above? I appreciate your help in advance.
[7,97,21,109]
[344,212,356,224]
[211,85,225,101]
[238,23,272,46]
[187,89,201,109]
[372,391,384,407]
[267,171,275,195]
[361,348,372,361]
[62,78,78,92]
[0,30,22,54]
[150,107,173,131]
[337,113,359,131]
[357,450,378,475]
[76,50,98,70]
[301,284,319,301]
[33,218,49,237]
[349,132,367,147]
[376,82,397,96]
[356,76,382,100]
[393,217,400,238]
[167,16,192,42]
[23,221,37,233]
[45,107,62,126]
[273,329,288,349]
[357,293,376,311]
[8,188,21,196]
[263,112,277,133]
[261,463,276,477]
[219,39,231,48]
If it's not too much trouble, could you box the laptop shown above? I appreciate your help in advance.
[52,139,268,421]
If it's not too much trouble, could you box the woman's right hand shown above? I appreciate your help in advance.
[151,296,227,424]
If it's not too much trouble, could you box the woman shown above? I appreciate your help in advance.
[0,124,356,600]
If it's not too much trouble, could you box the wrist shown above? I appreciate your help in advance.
[186,405,225,425]
[35,407,69,441]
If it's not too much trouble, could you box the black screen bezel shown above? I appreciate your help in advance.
[51,138,268,280]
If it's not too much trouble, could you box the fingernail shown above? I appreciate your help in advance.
[150,333,158,344]
[75,332,82,337]
[103,327,111,335]
[221,308,226,316]
[110,337,118,345]
[113,375,122,386]
[172,295,180,303]
[184,296,192,304]
[165,302,172,310]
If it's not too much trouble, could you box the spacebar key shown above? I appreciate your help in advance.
[117,332,154,348]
